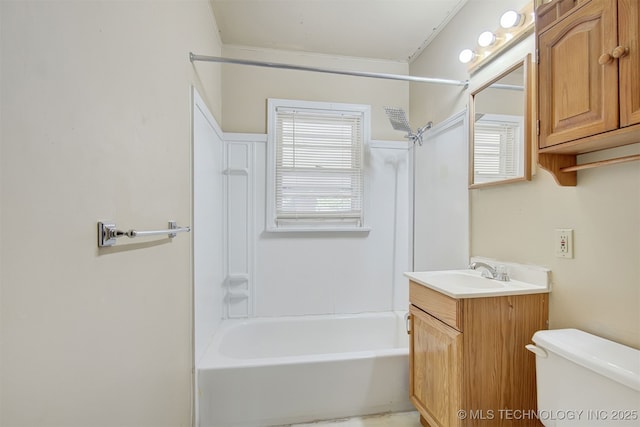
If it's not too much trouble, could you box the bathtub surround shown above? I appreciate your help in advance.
[194,97,413,425]
[194,127,413,425]
[193,44,416,426]
[209,134,412,315]
[185,32,417,427]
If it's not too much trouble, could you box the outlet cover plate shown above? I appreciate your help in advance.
[555,229,574,258]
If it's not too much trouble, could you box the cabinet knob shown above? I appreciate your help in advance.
[612,46,629,59]
[598,53,613,65]
[600,47,630,65]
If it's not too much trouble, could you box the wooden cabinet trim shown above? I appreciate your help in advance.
[409,281,463,331]
[619,0,640,126]
[536,0,592,34]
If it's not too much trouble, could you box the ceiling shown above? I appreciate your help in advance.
[210,0,469,62]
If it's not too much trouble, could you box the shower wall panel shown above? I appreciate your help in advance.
[229,139,413,317]
[413,110,470,271]
[193,89,226,364]
[225,136,258,318]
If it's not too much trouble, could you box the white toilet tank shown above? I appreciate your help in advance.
[528,329,640,426]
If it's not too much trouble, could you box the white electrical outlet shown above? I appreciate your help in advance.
[555,229,574,258]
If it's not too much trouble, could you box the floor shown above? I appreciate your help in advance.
[289,411,422,427]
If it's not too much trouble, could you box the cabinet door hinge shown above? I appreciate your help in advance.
[536,120,540,136]
[536,49,540,64]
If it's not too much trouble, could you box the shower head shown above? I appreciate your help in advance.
[383,106,413,134]
[383,106,433,145]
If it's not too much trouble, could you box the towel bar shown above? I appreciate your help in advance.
[98,221,191,247]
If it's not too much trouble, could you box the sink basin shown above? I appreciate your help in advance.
[404,268,550,299]
[423,271,507,289]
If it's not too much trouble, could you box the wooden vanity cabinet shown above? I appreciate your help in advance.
[410,305,462,427]
[536,0,640,185]
[408,282,548,427]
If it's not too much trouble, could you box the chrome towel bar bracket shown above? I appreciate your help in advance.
[98,221,191,247]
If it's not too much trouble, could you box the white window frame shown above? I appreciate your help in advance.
[473,113,524,184]
[266,98,371,232]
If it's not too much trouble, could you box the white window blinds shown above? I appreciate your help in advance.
[275,107,363,221]
[267,100,369,231]
[474,118,521,183]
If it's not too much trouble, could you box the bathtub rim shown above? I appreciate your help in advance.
[197,310,409,369]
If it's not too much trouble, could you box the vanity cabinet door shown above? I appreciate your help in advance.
[538,0,619,148]
[409,305,462,427]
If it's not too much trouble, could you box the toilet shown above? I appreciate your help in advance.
[527,329,640,426]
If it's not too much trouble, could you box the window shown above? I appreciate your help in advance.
[473,114,523,183]
[267,99,370,231]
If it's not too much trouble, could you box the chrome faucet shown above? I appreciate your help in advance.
[469,261,510,281]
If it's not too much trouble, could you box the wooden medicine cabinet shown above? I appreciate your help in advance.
[536,0,640,186]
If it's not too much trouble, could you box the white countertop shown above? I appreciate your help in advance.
[405,269,551,299]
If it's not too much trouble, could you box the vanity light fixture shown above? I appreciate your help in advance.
[458,49,476,64]
[460,1,534,73]
[477,31,497,48]
[500,10,523,29]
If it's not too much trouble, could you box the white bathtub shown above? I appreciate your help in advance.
[197,311,412,427]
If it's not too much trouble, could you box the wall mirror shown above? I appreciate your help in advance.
[469,54,532,188]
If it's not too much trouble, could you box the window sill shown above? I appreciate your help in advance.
[265,226,372,233]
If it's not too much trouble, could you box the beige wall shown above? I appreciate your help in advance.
[221,45,410,139]
[411,0,640,347]
[0,1,222,426]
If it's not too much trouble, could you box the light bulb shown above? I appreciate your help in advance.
[500,10,523,28]
[477,31,496,47]
[458,49,475,64]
